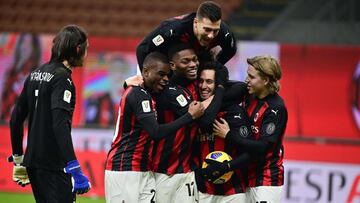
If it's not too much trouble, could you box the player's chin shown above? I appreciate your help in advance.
[186,70,197,80]
[155,84,165,92]
[200,92,210,100]
[200,39,211,47]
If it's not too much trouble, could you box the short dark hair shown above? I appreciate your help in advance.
[167,42,193,61]
[196,1,222,22]
[50,25,88,67]
[143,52,168,69]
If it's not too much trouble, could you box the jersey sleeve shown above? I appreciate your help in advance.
[10,76,30,155]
[136,20,178,70]
[260,105,288,143]
[127,87,156,119]
[51,72,75,112]
[161,86,192,117]
[216,22,237,64]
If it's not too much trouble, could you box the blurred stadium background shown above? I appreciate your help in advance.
[0,0,360,202]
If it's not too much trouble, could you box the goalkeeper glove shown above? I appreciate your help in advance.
[202,159,231,182]
[64,160,91,194]
[8,155,30,187]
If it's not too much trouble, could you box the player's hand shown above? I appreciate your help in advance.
[203,159,231,182]
[124,75,144,89]
[213,118,230,138]
[64,160,91,195]
[8,155,30,187]
[188,101,204,119]
[215,63,229,87]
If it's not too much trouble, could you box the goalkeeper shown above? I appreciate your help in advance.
[9,25,91,203]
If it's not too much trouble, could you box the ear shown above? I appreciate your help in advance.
[263,77,270,86]
[143,66,149,77]
[193,18,198,28]
[76,45,81,54]
[169,61,176,71]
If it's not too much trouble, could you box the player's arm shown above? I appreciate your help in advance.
[51,72,90,194]
[196,86,224,130]
[214,105,287,155]
[10,77,29,156]
[50,73,77,162]
[130,89,204,140]
[136,22,175,71]
[202,152,251,182]
[216,22,237,65]
[222,81,248,107]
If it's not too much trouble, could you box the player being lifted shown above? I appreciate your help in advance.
[136,1,237,72]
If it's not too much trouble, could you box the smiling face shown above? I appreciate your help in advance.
[193,17,221,47]
[199,69,216,100]
[143,61,170,93]
[245,65,269,98]
[170,49,199,80]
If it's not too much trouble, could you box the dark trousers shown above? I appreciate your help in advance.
[27,167,75,203]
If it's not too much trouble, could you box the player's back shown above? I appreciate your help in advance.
[24,61,75,170]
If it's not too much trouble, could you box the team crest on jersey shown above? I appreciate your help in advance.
[176,94,188,107]
[63,90,71,103]
[266,122,276,135]
[152,35,164,46]
[142,100,151,113]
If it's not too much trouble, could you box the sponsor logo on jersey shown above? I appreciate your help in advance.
[63,90,71,103]
[176,94,188,107]
[152,35,164,46]
[142,100,151,113]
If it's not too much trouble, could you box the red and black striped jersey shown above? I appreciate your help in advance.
[106,86,156,172]
[245,93,288,187]
[152,78,199,174]
[195,104,252,195]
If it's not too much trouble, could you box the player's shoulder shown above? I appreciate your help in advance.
[164,13,194,28]
[125,86,151,100]
[160,13,194,35]
[265,94,287,116]
[267,93,286,108]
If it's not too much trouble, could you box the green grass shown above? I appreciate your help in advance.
[0,192,105,203]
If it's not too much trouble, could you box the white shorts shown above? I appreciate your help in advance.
[105,170,156,203]
[154,172,198,203]
[199,192,246,203]
[246,186,283,203]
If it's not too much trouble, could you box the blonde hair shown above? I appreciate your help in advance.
[247,55,282,94]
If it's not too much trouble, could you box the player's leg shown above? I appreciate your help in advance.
[154,173,177,203]
[173,172,198,203]
[27,167,74,203]
[247,186,283,203]
[139,171,156,203]
[105,170,141,203]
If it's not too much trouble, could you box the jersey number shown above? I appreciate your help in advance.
[150,189,156,203]
[185,181,195,197]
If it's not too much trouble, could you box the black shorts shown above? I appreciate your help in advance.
[27,167,75,203]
